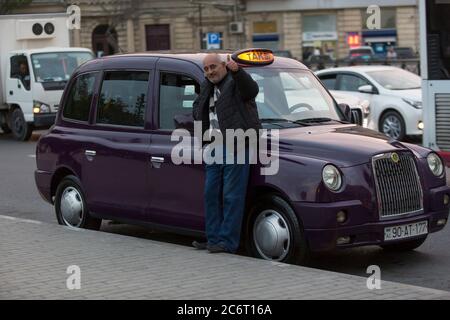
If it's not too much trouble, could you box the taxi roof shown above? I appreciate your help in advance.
[79,50,309,73]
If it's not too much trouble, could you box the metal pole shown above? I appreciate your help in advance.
[199,4,203,49]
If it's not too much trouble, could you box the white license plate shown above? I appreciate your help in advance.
[384,221,428,241]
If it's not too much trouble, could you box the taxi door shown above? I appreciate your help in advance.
[147,58,206,232]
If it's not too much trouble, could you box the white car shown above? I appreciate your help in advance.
[329,90,370,127]
[316,66,422,141]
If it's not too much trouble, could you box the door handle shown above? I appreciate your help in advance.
[151,156,164,163]
[85,150,96,157]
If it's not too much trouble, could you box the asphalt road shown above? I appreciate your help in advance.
[1,130,450,292]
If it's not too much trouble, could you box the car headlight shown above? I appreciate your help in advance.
[322,164,342,191]
[403,98,422,109]
[427,153,444,177]
[33,101,50,113]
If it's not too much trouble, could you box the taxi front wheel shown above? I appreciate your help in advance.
[380,236,427,252]
[245,194,310,265]
[55,175,101,230]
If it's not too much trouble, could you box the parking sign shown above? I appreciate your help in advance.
[207,32,220,49]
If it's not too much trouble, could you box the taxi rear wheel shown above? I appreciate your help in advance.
[54,175,101,230]
[245,194,310,265]
[380,236,427,252]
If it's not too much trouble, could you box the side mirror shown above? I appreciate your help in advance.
[358,84,375,94]
[173,113,194,132]
[338,103,352,123]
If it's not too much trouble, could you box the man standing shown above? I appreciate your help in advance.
[192,53,261,254]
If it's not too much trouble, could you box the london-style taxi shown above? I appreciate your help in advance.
[35,48,449,265]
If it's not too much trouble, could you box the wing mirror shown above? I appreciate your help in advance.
[338,103,352,123]
[358,85,375,94]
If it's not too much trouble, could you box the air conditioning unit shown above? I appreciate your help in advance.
[229,21,244,34]
[16,19,56,40]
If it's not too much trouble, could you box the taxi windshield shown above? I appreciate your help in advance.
[248,68,344,124]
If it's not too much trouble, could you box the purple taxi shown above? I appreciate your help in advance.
[35,49,449,265]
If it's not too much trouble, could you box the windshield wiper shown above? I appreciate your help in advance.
[260,118,311,126]
[298,117,346,124]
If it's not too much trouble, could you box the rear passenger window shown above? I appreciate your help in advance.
[97,71,149,127]
[63,73,97,122]
[159,72,199,130]
[318,74,337,90]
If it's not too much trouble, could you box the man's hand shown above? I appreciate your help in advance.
[226,54,239,72]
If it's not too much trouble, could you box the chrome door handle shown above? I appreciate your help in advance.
[151,156,164,163]
[85,150,96,157]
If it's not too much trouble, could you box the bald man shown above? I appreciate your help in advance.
[192,53,262,254]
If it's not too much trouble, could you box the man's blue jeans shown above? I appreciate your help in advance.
[204,146,251,253]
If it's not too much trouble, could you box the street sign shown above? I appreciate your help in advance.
[207,32,220,49]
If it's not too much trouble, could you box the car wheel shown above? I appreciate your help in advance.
[245,194,310,265]
[380,236,427,252]
[10,108,33,141]
[380,110,406,141]
[55,175,101,230]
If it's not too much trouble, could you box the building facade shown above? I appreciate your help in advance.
[9,0,420,60]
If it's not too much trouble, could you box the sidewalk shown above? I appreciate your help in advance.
[1,215,449,300]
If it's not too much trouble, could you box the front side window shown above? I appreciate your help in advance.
[367,69,421,90]
[10,55,31,91]
[159,72,199,130]
[318,74,337,90]
[337,74,371,92]
[63,72,97,122]
[248,68,342,122]
[96,71,149,127]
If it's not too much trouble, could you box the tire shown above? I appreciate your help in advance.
[380,110,406,141]
[54,175,101,230]
[10,108,33,141]
[245,194,310,265]
[380,236,427,252]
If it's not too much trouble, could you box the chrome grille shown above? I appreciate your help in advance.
[372,152,423,218]
[436,93,450,152]
[351,109,363,126]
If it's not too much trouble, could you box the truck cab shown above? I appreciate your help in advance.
[0,13,94,140]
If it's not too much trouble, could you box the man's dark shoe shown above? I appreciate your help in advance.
[192,241,208,250]
[207,244,230,254]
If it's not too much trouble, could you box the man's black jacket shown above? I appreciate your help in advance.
[192,67,262,144]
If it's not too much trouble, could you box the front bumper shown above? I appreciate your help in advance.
[33,112,56,129]
[294,185,450,252]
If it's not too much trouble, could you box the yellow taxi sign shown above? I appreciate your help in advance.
[231,48,274,66]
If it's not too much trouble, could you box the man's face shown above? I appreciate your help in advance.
[19,64,28,75]
[203,54,227,84]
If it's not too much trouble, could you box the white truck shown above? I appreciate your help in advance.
[0,13,94,140]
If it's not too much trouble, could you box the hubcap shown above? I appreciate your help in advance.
[60,187,84,227]
[13,113,24,134]
[253,210,291,261]
[383,115,402,139]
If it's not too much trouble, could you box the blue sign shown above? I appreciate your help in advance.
[207,33,220,49]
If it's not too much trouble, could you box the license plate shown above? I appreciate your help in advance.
[384,221,428,241]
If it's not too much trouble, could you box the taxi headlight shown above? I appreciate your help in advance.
[322,164,342,191]
[427,153,444,177]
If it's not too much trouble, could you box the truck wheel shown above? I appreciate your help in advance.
[10,108,33,141]
[245,194,310,265]
[55,175,101,230]
[380,236,427,252]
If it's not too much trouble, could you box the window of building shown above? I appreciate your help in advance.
[159,72,199,130]
[63,72,97,122]
[252,21,279,50]
[96,71,149,127]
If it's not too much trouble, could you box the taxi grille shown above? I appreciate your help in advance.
[372,152,423,218]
